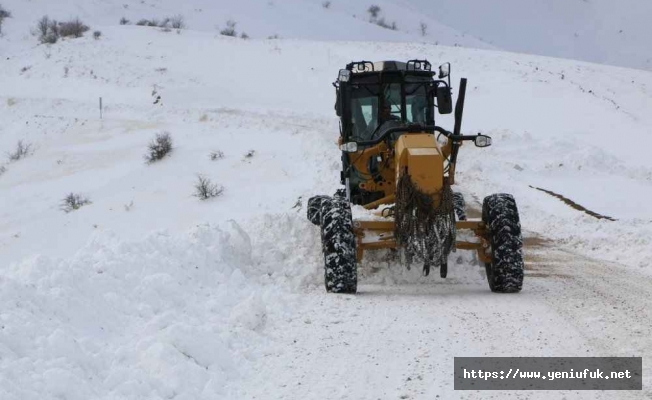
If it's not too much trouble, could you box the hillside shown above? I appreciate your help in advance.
[1,3,652,400]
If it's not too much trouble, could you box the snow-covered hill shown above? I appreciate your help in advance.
[406,0,652,71]
[2,0,652,70]
[1,2,652,399]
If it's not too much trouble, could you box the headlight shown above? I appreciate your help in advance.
[338,69,351,82]
[339,142,358,152]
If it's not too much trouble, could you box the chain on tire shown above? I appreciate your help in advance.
[319,198,357,293]
[482,193,524,293]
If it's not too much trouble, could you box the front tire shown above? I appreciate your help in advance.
[319,198,357,293]
[482,194,524,293]
[307,195,329,226]
[453,192,467,221]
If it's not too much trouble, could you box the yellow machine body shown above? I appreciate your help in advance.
[348,132,490,264]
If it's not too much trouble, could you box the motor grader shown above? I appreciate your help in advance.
[307,60,524,294]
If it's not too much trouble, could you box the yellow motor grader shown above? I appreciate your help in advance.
[307,60,523,294]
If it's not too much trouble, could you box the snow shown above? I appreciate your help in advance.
[1,1,652,399]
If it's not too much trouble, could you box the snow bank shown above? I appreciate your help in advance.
[0,217,317,400]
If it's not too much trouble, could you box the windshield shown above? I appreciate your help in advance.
[348,81,432,142]
[405,83,429,124]
[350,84,380,142]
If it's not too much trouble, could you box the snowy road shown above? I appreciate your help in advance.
[232,235,651,399]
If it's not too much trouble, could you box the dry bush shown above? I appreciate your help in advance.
[0,165,6,176]
[420,22,427,36]
[93,30,101,39]
[0,4,10,19]
[59,17,90,38]
[36,15,50,38]
[367,5,381,20]
[36,16,90,43]
[170,15,185,29]
[376,18,397,30]
[120,17,130,25]
[240,32,249,39]
[220,20,237,36]
[209,150,224,161]
[145,132,173,163]
[322,1,331,8]
[0,4,11,34]
[194,175,223,200]
[7,140,32,162]
[136,18,160,27]
[61,193,91,212]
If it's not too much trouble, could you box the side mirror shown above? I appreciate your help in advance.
[438,62,450,79]
[474,134,492,148]
[436,86,453,114]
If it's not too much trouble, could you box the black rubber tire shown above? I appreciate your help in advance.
[453,192,467,221]
[307,195,330,226]
[319,198,357,293]
[334,188,347,199]
[440,262,448,278]
[482,194,524,293]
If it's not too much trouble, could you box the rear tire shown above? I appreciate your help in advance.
[453,192,467,221]
[307,195,329,226]
[319,198,357,293]
[482,194,524,293]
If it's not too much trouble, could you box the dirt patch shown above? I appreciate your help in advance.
[529,185,616,221]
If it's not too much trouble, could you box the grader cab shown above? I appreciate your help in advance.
[307,60,524,294]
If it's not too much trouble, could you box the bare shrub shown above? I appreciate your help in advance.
[7,140,32,162]
[419,21,427,36]
[41,33,58,44]
[0,165,6,176]
[59,17,89,38]
[61,193,91,213]
[322,1,331,8]
[367,5,381,20]
[36,15,50,37]
[0,4,10,19]
[194,175,223,200]
[209,150,224,161]
[48,19,59,37]
[240,32,249,39]
[267,34,280,39]
[376,18,397,30]
[93,30,101,39]
[145,132,173,163]
[120,17,130,25]
[0,4,10,34]
[170,15,185,29]
[220,20,237,36]
[136,18,160,27]
[244,150,255,159]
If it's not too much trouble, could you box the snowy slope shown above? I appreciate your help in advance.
[0,0,492,49]
[2,0,651,70]
[405,0,652,71]
[1,5,652,400]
